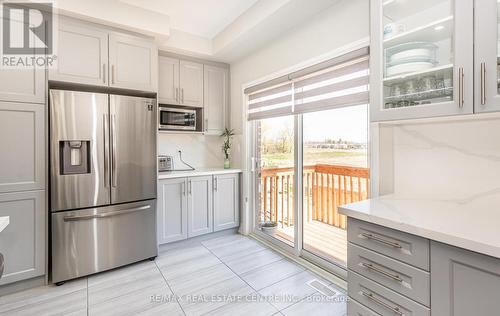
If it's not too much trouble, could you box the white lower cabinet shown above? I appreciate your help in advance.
[157,178,187,244]
[213,174,240,232]
[0,190,45,285]
[157,173,240,245]
[187,176,213,238]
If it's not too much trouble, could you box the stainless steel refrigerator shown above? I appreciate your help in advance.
[49,89,157,284]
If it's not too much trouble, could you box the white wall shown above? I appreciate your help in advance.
[158,133,224,169]
[376,114,500,201]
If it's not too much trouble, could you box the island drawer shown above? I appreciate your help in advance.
[348,299,381,316]
[348,218,430,271]
[348,271,430,316]
[348,242,430,307]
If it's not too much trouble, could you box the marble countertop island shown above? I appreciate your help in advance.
[339,194,500,259]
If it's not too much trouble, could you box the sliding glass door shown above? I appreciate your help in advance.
[302,105,369,267]
[255,116,295,248]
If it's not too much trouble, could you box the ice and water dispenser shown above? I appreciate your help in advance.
[59,140,91,175]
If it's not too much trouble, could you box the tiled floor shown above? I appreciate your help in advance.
[0,233,347,316]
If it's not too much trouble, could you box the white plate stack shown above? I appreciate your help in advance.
[385,42,438,77]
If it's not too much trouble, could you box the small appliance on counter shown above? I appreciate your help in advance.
[158,155,174,171]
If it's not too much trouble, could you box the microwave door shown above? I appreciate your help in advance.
[110,95,157,204]
[49,90,111,211]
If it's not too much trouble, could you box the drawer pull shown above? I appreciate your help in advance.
[361,262,403,282]
[361,291,403,315]
[361,233,402,248]
[63,205,151,222]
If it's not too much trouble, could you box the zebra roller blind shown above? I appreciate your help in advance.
[246,46,369,121]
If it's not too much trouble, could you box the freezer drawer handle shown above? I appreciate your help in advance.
[361,291,403,315]
[361,232,402,249]
[361,262,403,282]
[63,205,151,222]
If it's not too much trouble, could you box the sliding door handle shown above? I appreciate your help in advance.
[480,62,486,105]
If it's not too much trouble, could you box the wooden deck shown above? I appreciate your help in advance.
[269,220,347,266]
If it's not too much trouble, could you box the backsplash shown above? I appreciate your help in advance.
[377,114,500,201]
[157,133,224,169]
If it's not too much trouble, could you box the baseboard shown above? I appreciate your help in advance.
[0,276,47,296]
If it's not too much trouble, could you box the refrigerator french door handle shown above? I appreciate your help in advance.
[111,114,118,188]
[63,205,151,222]
[103,114,109,187]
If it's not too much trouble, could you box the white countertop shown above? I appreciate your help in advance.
[339,194,500,259]
[0,216,9,233]
[158,168,242,179]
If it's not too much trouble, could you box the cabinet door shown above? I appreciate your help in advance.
[0,102,45,193]
[157,178,187,244]
[431,241,500,316]
[203,65,228,135]
[187,176,213,237]
[109,33,158,92]
[213,174,240,232]
[370,0,473,121]
[158,56,180,105]
[49,18,108,86]
[474,0,500,113]
[179,60,204,107]
[0,18,45,103]
[0,190,45,285]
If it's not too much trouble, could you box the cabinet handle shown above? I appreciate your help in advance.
[188,181,192,195]
[214,177,218,191]
[103,64,106,84]
[458,67,464,108]
[181,88,184,103]
[175,88,179,102]
[182,182,186,196]
[111,65,116,84]
[361,262,403,282]
[361,233,402,248]
[361,291,403,315]
[205,118,208,132]
[481,62,486,105]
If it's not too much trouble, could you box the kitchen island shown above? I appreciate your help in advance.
[340,195,500,316]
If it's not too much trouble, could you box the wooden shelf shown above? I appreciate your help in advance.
[384,16,453,47]
[384,64,453,85]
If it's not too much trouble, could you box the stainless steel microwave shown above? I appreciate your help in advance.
[159,107,196,131]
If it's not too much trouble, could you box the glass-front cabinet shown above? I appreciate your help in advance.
[474,0,500,113]
[370,0,473,121]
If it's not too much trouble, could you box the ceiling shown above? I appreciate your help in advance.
[118,0,259,39]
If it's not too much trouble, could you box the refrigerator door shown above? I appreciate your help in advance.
[51,200,157,283]
[50,90,110,211]
[110,94,157,204]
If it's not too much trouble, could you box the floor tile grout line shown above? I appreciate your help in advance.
[154,259,187,316]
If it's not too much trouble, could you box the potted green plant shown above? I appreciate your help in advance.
[221,128,234,169]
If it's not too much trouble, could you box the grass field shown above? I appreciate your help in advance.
[262,149,368,168]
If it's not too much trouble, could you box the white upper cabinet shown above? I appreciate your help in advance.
[109,33,158,92]
[158,56,180,105]
[179,60,204,107]
[50,18,108,86]
[370,0,473,121]
[204,65,228,135]
[474,0,500,113]
[0,17,45,104]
